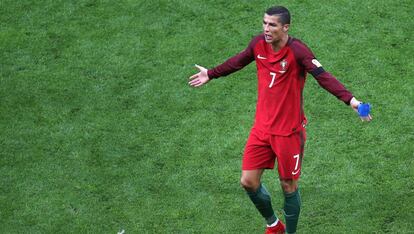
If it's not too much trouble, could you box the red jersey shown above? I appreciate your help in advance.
[207,35,354,136]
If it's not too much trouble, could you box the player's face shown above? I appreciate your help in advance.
[263,14,289,44]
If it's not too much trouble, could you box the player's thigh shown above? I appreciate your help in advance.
[242,128,276,170]
[272,130,306,180]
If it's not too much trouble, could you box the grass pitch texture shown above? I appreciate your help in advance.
[1,0,413,233]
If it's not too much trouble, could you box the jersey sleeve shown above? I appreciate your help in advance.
[207,36,260,79]
[291,40,354,104]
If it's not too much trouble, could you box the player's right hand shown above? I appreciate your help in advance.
[188,64,210,88]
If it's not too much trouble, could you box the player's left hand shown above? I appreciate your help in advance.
[350,97,372,122]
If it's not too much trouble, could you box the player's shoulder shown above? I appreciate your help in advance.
[287,36,314,58]
[288,37,311,51]
[251,33,265,42]
[248,34,265,47]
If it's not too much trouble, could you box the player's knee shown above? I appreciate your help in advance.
[240,176,260,191]
[280,179,298,193]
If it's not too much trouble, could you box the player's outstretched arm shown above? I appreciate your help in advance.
[188,64,210,88]
[350,97,373,122]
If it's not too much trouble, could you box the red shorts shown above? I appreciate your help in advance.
[242,127,306,180]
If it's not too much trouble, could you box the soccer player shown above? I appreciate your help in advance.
[188,6,372,234]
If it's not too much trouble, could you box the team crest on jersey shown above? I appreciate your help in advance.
[279,59,288,73]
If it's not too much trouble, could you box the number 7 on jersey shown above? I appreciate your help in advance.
[269,72,276,88]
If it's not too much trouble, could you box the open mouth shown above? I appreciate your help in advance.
[265,34,272,41]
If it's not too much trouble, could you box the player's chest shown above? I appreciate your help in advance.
[256,48,296,78]
[255,43,297,71]
[253,44,301,89]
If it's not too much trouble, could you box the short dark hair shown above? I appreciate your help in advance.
[265,6,290,24]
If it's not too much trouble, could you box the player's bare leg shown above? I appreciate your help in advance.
[280,179,298,193]
[240,169,264,191]
[241,170,285,233]
[280,179,301,234]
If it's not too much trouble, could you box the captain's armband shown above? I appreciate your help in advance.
[309,67,325,77]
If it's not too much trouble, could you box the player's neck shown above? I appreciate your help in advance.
[271,34,289,52]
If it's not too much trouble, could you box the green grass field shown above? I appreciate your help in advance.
[1,0,413,233]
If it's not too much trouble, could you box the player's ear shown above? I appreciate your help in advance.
[283,24,290,32]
